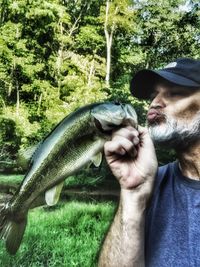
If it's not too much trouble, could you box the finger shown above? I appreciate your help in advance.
[138,125,154,147]
[133,136,140,145]
[112,127,139,141]
[113,128,140,146]
[105,136,137,158]
[125,126,139,135]
[104,141,126,157]
[138,125,148,134]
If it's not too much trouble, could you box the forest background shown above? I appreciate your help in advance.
[0,0,200,266]
[0,0,200,173]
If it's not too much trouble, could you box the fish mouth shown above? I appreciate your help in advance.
[92,102,138,132]
[122,104,138,128]
[91,103,124,131]
[93,117,118,133]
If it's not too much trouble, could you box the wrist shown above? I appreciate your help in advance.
[121,187,150,204]
[119,188,150,223]
[121,174,155,196]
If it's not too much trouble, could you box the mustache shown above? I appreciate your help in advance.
[148,108,165,116]
[147,108,167,125]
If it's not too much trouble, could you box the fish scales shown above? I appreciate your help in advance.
[11,106,100,212]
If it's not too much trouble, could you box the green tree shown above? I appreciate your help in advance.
[0,0,200,171]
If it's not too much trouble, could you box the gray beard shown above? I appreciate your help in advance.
[148,112,200,149]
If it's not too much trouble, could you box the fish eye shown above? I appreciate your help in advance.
[94,118,103,131]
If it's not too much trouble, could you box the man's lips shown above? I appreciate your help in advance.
[147,109,163,122]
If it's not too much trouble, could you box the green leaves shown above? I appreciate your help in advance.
[76,25,105,53]
[0,0,199,170]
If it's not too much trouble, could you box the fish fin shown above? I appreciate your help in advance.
[45,182,64,206]
[91,152,102,167]
[0,202,27,255]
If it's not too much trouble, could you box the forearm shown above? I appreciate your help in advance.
[98,189,148,267]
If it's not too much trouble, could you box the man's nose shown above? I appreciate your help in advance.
[149,93,166,109]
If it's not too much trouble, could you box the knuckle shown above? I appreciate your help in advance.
[123,139,134,151]
[113,129,135,141]
[104,141,113,151]
[112,127,127,137]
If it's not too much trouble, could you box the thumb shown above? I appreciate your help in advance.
[138,125,154,147]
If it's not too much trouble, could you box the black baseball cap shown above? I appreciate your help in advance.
[130,58,200,100]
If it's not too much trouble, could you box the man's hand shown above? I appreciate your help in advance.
[104,125,158,191]
[99,126,157,267]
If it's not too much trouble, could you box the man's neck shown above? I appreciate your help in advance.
[177,141,200,180]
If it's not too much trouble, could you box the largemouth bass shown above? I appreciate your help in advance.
[0,102,137,255]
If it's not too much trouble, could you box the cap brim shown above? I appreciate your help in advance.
[130,69,200,100]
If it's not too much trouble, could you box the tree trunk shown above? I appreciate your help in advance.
[56,21,64,98]
[0,0,8,25]
[37,93,42,115]
[16,82,20,116]
[104,1,118,88]
[68,12,82,37]
[104,1,111,87]
[87,58,95,87]
[68,2,90,37]
[8,83,12,97]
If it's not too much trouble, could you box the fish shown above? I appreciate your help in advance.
[0,102,137,255]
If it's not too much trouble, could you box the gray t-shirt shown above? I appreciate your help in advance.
[145,161,200,267]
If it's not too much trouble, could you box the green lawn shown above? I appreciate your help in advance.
[0,174,24,185]
[0,172,116,189]
[0,201,117,267]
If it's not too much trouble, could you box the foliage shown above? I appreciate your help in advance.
[134,0,200,68]
[0,0,199,171]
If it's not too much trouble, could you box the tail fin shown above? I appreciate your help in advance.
[0,201,27,255]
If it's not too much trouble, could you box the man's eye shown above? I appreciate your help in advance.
[168,91,188,97]
[169,92,179,96]
[150,93,157,100]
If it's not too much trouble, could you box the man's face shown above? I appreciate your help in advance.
[147,80,200,148]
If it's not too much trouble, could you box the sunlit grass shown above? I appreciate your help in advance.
[0,173,109,189]
[0,201,117,267]
[0,174,24,184]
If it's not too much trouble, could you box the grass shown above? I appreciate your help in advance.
[0,172,107,188]
[0,201,117,267]
[0,174,24,185]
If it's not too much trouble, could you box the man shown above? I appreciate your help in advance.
[98,58,200,267]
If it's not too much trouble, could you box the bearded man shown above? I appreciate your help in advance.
[98,58,200,267]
